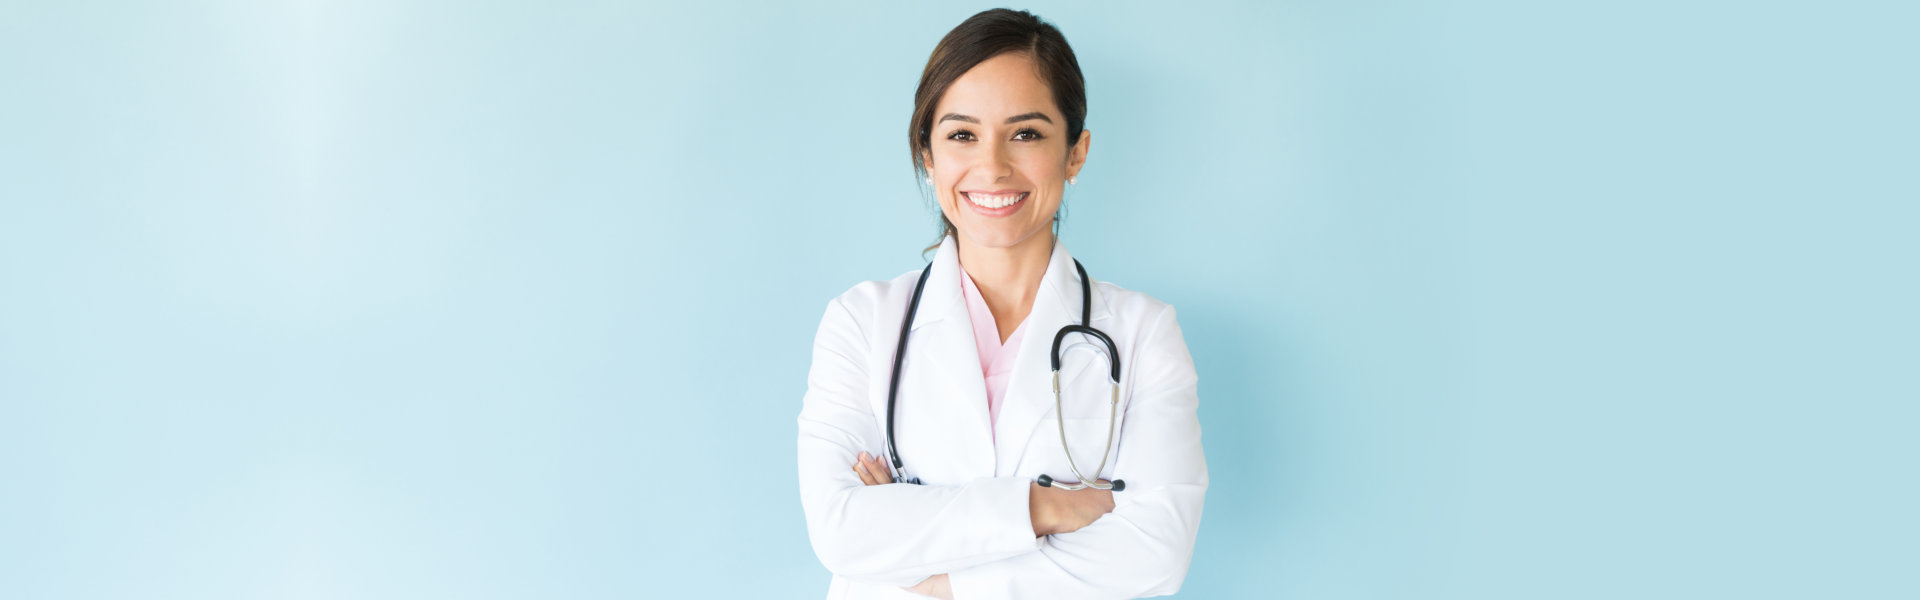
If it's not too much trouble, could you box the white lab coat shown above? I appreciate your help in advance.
[797,235,1207,599]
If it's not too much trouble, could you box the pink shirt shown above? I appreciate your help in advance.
[958,263,1027,441]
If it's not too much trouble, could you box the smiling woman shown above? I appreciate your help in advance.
[919,51,1087,264]
[795,8,1208,600]
[910,10,1089,256]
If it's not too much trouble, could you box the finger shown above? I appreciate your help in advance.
[856,451,888,484]
[867,455,895,484]
[854,453,879,486]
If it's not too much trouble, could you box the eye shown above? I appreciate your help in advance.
[1014,128,1045,141]
[946,129,976,142]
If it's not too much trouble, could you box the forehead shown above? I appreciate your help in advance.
[935,52,1058,121]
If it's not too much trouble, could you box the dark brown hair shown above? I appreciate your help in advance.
[910,8,1087,248]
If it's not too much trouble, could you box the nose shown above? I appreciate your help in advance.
[984,138,1013,180]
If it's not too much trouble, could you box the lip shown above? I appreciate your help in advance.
[960,190,1030,218]
[962,189,1028,195]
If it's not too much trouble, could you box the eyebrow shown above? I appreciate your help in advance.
[937,112,1054,126]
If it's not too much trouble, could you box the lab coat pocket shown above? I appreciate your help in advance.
[1053,361,1121,420]
[1031,416,1123,484]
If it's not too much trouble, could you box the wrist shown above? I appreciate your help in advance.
[1028,482,1056,536]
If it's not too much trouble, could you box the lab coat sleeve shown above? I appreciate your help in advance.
[946,304,1208,599]
[797,295,1041,586]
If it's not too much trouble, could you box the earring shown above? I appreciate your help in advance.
[925,176,933,185]
[1068,176,1078,185]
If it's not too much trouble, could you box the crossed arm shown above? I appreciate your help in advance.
[850,452,1117,598]
[798,298,1207,599]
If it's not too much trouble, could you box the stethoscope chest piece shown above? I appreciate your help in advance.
[1038,473,1124,492]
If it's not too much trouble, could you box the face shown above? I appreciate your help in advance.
[923,52,1091,251]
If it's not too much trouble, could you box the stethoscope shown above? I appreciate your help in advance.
[884,258,1126,492]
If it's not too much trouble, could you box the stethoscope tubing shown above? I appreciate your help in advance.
[884,264,936,484]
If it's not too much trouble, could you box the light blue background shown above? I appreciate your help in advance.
[2,1,1913,598]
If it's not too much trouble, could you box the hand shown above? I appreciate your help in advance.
[853,452,894,486]
[902,573,952,599]
[1030,480,1116,536]
[852,454,948,597]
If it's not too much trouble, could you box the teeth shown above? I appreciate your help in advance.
[966,192,1025,209]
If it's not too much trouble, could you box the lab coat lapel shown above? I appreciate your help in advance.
[897,236,995,481]
[992,239,1111,475]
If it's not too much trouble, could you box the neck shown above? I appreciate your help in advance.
[956,231,1055,343]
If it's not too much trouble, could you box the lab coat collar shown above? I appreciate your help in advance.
[906,236,964,333]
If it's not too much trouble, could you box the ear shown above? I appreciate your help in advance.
[1066,129,1091,179]
[921,150,934,175]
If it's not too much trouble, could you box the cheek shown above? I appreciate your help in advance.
[1018,163,1067,208]
[1018,155,1068,184]
[933,179,962,219]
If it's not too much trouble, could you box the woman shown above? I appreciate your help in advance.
[796,9,1206,599]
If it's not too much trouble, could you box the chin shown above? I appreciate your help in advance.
[959,223,1050,249]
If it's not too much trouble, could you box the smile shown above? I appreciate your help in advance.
[962,191,1029,216]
